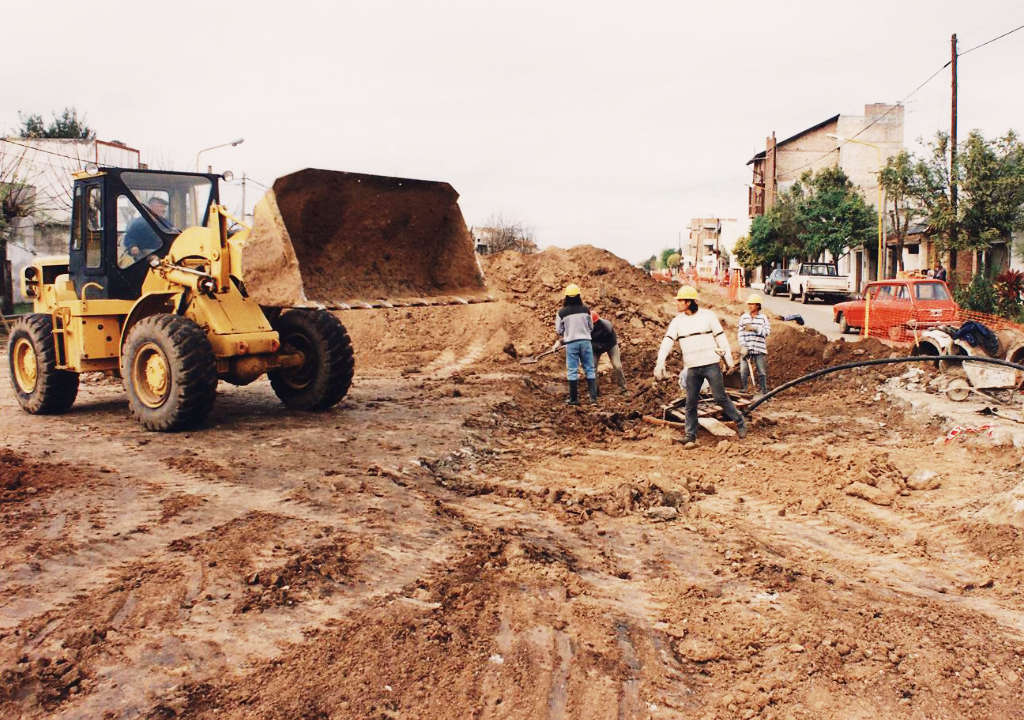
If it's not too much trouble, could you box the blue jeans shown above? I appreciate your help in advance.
[684,363,745,441]
[739,353,768,394]
[564,340,596,381]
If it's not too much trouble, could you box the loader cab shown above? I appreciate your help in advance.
[69,168,220,300]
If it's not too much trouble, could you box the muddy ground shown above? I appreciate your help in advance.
[2,247,1024,719]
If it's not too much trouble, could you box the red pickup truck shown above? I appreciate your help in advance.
[833,279,959,341]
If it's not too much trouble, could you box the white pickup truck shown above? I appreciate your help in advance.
[787,262,850,304]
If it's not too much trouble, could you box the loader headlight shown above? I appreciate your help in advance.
[221,170,234,182]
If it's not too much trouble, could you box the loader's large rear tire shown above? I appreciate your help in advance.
[7,314,79,414]
[269,309,354,411]
[121,314,217,431]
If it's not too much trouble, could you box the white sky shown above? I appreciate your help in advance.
[2,0,1022,263]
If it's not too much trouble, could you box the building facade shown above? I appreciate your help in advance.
[747,103,904,291]
[2,138,140,303]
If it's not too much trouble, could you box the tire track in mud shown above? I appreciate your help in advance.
[698,489,1024,637]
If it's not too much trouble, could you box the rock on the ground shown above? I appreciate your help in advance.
[645,505,678,522]
[906,469,942,491]
[674,636,724,662]
[845,481,894,506]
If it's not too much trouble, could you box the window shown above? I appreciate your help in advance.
[117,193,167,269]
[71,186,83,250]
[892,285,910,302]
[915,282,951,301]
[85,185,103,268]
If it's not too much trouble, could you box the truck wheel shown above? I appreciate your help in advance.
[269,309,354,411]
[7,314,79,414]
[800,288,809,304]
[121,314,217,431]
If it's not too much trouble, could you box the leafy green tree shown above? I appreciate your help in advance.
[16,107,95,140]
[658,247,677,269]
[795,167,876,262]
[749,183,804,264]
[639,255,658,272]
[666,252,681,269]
[959,130,1024,256]
[879,150,918,272]
[731,235,763,270]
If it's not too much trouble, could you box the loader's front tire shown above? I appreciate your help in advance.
[121,314,217,431]
[269,309,354,411]
[8,314,79,414]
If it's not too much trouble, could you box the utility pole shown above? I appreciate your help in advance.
[949,33,958,277]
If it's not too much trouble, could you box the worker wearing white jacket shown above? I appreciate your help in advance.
[654,285,747,447]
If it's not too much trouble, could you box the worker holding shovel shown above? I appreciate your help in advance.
[737,293,770,397]
[552,284,597,406]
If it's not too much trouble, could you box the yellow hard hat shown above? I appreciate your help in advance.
[676,285,698,300]
[746,293,763,305]
[564,283,581,297]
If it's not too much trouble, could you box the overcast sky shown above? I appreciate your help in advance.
[3,1,1022,263]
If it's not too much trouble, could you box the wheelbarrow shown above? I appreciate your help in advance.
[945,360,1024,405]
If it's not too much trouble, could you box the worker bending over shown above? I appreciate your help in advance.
[737,293,770,396]
[590,311,627,393]
[654,286,747,447]
[552,284,597,405]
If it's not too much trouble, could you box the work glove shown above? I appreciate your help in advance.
[653,362,666,380]
[550,340,562,352]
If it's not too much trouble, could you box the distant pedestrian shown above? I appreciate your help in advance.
[552,284,597,406]
[737,294,770,396]
[590,311,627,392]
[654,286,747,447]
[934,263,947,282]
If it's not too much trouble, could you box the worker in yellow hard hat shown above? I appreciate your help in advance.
[737,293,770,396]
[552,283,597,405]
[655,285,746,447]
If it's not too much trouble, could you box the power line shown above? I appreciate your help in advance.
[959,22,1024,56]
[0,137,93,164]
[774,21,1024,182]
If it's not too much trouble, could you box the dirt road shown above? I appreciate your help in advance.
[2,248,1023,719]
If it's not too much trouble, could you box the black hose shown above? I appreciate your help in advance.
[745,354,1024,415]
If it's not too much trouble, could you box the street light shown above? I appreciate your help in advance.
[826,133,885,281]
[194,137,244,171]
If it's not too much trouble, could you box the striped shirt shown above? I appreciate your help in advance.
[656,309,733,370]
[737,312,770,355]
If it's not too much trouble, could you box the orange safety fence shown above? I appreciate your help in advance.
[854,298,1024,355]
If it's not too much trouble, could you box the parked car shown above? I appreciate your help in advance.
[787,262,850,303]
[832,278,959,340]
[764,268,791,296]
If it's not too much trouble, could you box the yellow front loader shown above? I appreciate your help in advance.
[8,167,486,431]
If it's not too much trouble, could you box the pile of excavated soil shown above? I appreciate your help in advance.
[275,169,486,302]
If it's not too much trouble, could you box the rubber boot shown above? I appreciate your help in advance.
[566,380,579,406]
[587,378,598,405]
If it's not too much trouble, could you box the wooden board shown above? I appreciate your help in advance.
[697,417,736,437]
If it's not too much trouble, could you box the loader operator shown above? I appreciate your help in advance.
[552,284,598,406]
[590,311,627,393]
[654,285,747,447]
[123,196,174,264]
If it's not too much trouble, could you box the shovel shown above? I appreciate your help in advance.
[519,347,562,365]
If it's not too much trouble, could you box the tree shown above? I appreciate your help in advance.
[910,130,1024,276]
[0,145,40,313]
[666,252,681,270]
[879,150,918,272]
[478,215,537,254]
[16,107,95,140]
[731,236,761,270]
[749,183,803,265]
[639,255,658,272]
[658,247,678,269]
[795,167,876,262]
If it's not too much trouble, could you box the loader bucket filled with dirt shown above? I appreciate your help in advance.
[239,168,488,308]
